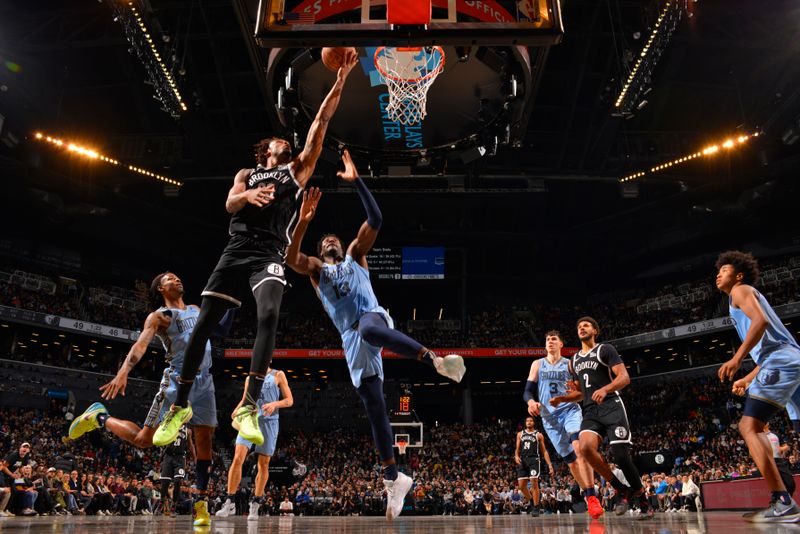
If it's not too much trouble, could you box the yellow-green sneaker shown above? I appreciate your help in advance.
[233,405,263,446]
[152,404,193,447]
[68,402,108,440]
[193,500,211,526]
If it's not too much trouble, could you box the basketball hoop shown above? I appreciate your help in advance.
[396,439,409,456]
[374,46,445,126]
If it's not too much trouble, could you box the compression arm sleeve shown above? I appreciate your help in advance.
[523,380,539,404]
[354,177,382,229]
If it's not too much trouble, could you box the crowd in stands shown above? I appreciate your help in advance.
[3,365,800,518]
[1,256,798,353]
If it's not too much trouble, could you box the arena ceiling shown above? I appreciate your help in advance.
[0,0,798,297]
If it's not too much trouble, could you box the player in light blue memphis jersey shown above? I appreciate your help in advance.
[67,272,233,526]
[216,369,293,521]
[716,250,800,523]
[523,330,597,517]
[286,149,466,521]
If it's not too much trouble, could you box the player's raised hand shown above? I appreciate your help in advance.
[100,370,128,400]
[336,149,359,182]
[718,357,741,382]
[245,184,275,208]
[300,187,322,222]
[337,49,359,80]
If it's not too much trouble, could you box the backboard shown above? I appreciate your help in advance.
[391,421,424,449]
[256,0,564,47]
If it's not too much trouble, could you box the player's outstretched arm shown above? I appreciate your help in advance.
[286,188,324,280]
[719,284,768,381]
[100,311,167,400]
[338,150,382,267]
[293,51,359,186]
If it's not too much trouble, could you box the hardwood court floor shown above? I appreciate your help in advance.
[0,511,797,533]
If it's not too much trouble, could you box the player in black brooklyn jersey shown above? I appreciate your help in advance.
[159,426,193,516]
[515,416,554,516]
[153,50,360,449]
[551,316,652,519]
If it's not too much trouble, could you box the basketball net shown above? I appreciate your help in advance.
[374,46,445,126]
[396,439,409,456]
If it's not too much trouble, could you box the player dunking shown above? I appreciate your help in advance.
[514,416,554,516]
[216,370,293,521]
[68,272,230,526]
[285,150,466,520]
[550,317,653,520]
[716,251,800,522]
[152,52,359,450]
[524,330,599,518]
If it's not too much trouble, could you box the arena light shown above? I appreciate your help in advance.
[34,131,183,186]
[619,132,757,183]
[109,2,188,117]
[128,3,187,112]
[614,0,687,116]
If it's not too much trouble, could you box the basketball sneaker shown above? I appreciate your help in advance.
[152,404,193,447]
[215,498,236,517]
[384,472,413,520]
[433,354,466,383]
[745,499,800,523]
[68,402,108,440]
[248,501,260,521]
[193,500,211,526]
[586,495,604,520]
[233,405,264,446]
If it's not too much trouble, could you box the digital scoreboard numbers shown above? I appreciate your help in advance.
[394,395,413,417]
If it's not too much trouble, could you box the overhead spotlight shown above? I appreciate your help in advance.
[637,99,649,110]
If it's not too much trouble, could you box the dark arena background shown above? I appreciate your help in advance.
[1,0,800,532]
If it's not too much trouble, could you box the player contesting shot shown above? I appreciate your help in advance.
[285,149,466,520]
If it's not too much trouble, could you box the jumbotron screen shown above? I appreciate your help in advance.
[368,247,445,280]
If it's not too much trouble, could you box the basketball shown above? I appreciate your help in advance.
[321,47,356,72]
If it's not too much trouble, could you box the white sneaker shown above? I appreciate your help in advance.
[215,499,236,517]
[248,501,260,521]
[384,472,413,520]
[433,354,466,383]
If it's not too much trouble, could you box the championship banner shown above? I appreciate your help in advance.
[224,347,578,359]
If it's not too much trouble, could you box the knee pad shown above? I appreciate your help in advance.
[569,432,580,444]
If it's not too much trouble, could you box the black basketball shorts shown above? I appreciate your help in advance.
[160,454,187,480]
[202,234,287,307]
[580,397,632,445]
[517,457,541,480]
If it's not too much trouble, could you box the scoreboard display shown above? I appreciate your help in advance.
[394,394,413,417]
[368,247,445,280]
